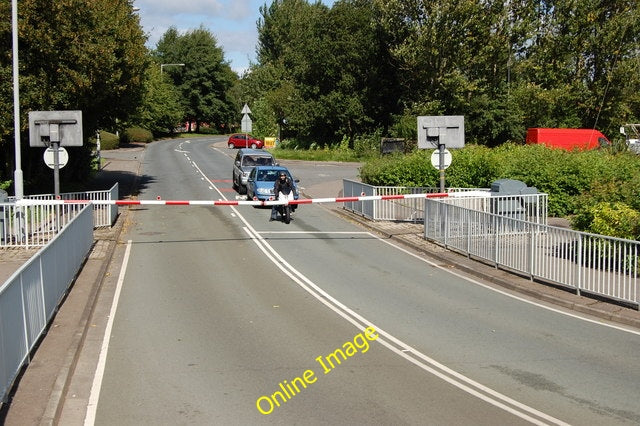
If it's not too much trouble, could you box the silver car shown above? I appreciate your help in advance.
[232,148,276,194]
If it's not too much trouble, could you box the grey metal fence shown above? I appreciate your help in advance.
[424,199,639,308]
[0,204,94,403]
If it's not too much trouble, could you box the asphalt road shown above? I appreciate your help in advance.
[53,137,640,424]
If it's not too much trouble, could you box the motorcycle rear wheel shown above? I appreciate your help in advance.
[283,205,291,224]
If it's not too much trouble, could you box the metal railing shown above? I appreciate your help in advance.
[342,180,547,224]
[17,183,118,228]
[1,184,118,248]
[424,199,639,308]
[443,191,548,225]
[1,204,94,403]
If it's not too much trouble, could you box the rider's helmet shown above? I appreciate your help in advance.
[279,171,287,179]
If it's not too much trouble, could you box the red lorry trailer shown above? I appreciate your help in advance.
[526,128,610,150]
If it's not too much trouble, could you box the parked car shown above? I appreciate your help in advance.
[228,133,264,149]
[246,166,300,205]
[232,148,277,194]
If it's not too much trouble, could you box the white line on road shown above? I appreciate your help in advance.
[242,225,568,426]
[84,240,133,425]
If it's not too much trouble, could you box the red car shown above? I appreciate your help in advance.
[228,133,264,149]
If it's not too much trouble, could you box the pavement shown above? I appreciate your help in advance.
[1,141,640,425]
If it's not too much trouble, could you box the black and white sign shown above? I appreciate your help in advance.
[43,146,69,169]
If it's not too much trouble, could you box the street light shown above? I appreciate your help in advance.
[12,0,23,198]
[160,63,185,74]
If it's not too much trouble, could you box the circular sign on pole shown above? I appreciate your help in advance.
[43,146,69,169]
[430,148,452,169]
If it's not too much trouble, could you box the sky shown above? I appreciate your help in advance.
[134,0,336,76]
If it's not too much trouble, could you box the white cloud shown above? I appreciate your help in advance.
[134,0,334,74]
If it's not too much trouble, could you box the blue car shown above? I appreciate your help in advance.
[246,166,299,204]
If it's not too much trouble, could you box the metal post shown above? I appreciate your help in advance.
[12,0,23,199]
[438,143,446,193]
[96,130,101,170]
[52,141,60,198]
[52,141,61,232]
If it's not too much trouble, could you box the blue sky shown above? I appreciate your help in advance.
[134,0,336,75]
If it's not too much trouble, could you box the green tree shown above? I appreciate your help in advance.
[154,26,237,133]
[253,0,400,145]
[514,0,640,139]
[373,0,640,145]
[133,61,185,135]
[0,0,147,192]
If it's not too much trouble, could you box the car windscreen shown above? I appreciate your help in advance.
[242,156,274,167]
[257,170,282,181]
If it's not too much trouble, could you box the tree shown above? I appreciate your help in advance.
[514,0,640,138]
[133,61,185,135]
[376,0,640,145]
[154,26,237,133]
[0,0,147,192]
[252,0,400,145]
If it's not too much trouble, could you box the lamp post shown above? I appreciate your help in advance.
[160,63,185,74]
[12,0,23,199]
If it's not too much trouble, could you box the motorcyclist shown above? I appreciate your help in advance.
[271,171,294,221]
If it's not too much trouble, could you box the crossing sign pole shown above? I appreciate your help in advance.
[241,104,252,148]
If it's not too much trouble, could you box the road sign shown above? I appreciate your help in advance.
[43,146,69,169]
[418,115,465,149]
[241,104,252,115]
[29,110,83,147]
[430,148,451,169]
[241,114,252,133]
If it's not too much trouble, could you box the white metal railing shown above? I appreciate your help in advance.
[342,180,547,224]
[17,183,118,228]
[444,191,548,225]
[1,184,118,248]
[424,199,639,308]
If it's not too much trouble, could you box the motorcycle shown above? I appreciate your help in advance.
[275,189,295,224]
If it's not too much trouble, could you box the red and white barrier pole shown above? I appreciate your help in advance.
[15,193,449,207]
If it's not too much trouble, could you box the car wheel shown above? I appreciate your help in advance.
[250,143,258,149]
[232,179,238,191]
[228,143,234,149]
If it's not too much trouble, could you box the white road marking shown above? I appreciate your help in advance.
[85,240,133,425]
[241,224,567,425]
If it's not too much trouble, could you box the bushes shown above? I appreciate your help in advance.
[360,151,439,187]
[572,202,640,240]
[120,126,153,144]
[361,144,640,238]
[90,127,153,150]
